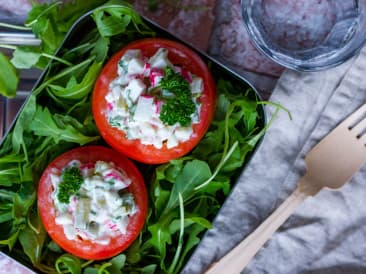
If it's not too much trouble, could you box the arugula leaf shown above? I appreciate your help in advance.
[12,94,37,155]
[141,264,158,274]
[93,1,155,36]
[57,0,106,32]
[175,223,206,272]
[11,46,41,69]
[91,36,110,62]
[48,61,102,100]
[55,254,82,274]
[106,254,127,272]
[0,168,21,186]
[0,190,15,223]
[18,211,47,267]
[0,228,21,250]
[169,217,212,235]
[12,181,36,222]
[28,106,99,145]
[163,160,211,214]
[148,216,175,270]
[0,52,19,97]
[92,7,132,37]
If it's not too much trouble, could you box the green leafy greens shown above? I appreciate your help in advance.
[0,1,270,274]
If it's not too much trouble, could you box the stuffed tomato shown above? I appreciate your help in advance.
[92,38,216,164]
[37,146,147,260]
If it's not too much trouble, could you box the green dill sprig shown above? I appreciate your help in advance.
[159,67,196,126]
[57,166,84,204]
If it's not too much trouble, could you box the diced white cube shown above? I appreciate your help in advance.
[74,198,91,230]
[123,49,141,60]
[140,122,156,136]
[167,134,179,148]
[125,79,146,103]
[105,191,123,210]
[55,213,73,225]
[86,222,100,238]
[118,50,142,75]
[127,58,145,75]
[149,48,172,69]
[95,237,111,245]
[126,126,139,139]
[116,74,129,85]
[116,217,129,234]
[50,173,61,188]
[190,76,203,94]
[133,96,155,122]
[152,139,163,149]
[111,85,123,98]
[157,127,173,140]
[175,127,193,141]
[63,225,77,240]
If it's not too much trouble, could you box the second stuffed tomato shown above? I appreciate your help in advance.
[92,38,216,164]
[38,146,147,260]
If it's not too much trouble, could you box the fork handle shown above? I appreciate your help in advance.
[205,176,318,274]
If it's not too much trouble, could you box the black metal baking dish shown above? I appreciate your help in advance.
[0,5,267,273]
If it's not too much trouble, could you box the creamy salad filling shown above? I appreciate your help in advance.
[51,160,137,245]
[105,48,203,149]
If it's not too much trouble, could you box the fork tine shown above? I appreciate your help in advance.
[359,135,366,145]
[350,116,366,138]
[345,103,366,128]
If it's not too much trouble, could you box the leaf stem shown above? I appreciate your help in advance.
[32,58,93,96]
[168,192,185,274]
[257,100,292,120]
[0,44,17,50]
[41,53,73,67]
[25,1,62,27]
[195,99,242,190]
[0,22,32,31]
[81,260,94,268]
[194,141,239,190]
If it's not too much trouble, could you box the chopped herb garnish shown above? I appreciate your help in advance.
[57,166,84,204]
[159,67,196,126]
[109,116,122,127]
[118,59,128,73]
[107,180,115,185]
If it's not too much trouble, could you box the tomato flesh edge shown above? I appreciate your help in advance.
[38,146,147,260]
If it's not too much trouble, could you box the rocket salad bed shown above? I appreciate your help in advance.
[0,1,271,274]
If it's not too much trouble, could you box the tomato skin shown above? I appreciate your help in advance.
[37,146,147,260]
[92,38,216,164]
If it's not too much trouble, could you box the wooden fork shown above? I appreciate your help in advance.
[206,103,366,274]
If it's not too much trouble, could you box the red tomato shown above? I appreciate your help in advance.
[37,146,147,260]
[92,38,216,164]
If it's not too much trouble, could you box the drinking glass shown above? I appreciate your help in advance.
[241,0,366,71]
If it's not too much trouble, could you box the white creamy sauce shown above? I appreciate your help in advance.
[51,160,137,245]
[105,48,203,149]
